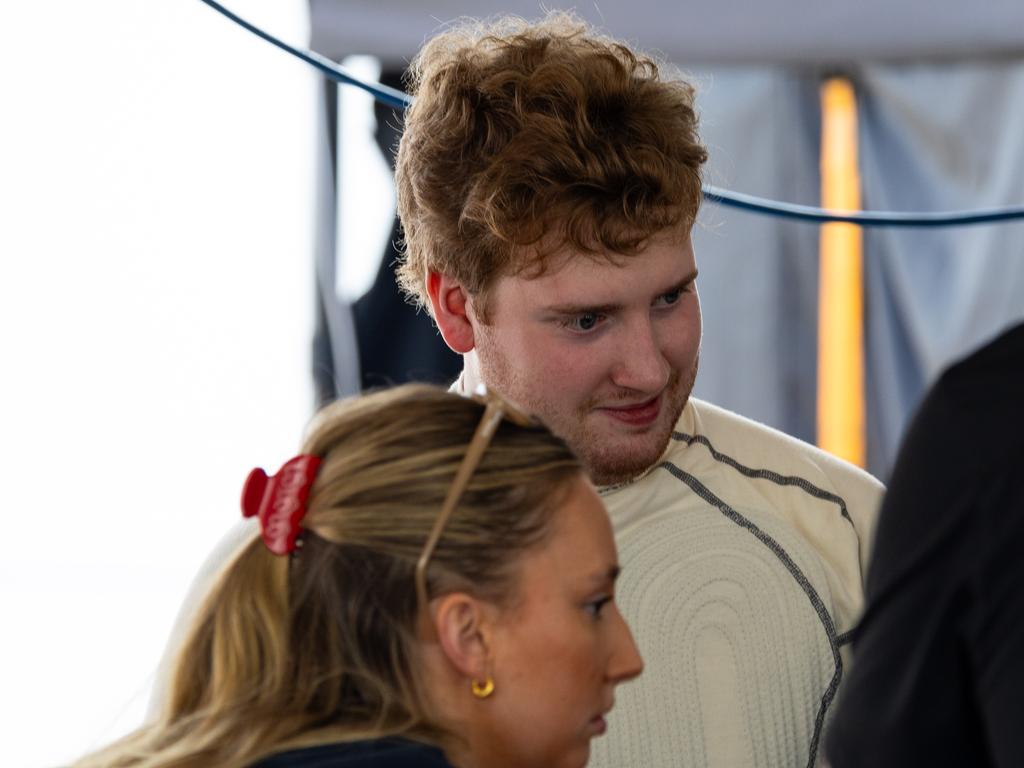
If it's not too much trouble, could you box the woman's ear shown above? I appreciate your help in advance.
[432,592,494,683]
[426,271,476,354]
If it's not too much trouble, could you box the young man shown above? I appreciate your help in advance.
[395,14,883,768]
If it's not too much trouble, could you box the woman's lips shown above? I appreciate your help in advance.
[589,715,608,736]
[597,395,661,427]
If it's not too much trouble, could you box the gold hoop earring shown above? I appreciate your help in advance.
[471,677,495,699]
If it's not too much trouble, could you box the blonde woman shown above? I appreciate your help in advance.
[75,384,642,768]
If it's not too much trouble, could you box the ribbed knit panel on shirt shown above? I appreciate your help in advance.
[588,398,882,768]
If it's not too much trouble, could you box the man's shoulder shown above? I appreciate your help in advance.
[681,397,884,497]
[606,397,884,634]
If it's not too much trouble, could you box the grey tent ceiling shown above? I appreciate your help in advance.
[310,0,1024,66]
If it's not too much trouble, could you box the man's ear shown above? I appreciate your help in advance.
[432,592,494,684]
[426,271,476,354]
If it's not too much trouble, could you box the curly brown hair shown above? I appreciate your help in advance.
[395,12,708,320]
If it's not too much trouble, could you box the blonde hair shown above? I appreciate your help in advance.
[395,12,708,320]
[75,384,581,768]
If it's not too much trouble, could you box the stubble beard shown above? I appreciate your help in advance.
[477,343,700,488]
[577,356,698,486]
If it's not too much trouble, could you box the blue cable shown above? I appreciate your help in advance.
[702,185,1024,228]
[198,0,1024,229]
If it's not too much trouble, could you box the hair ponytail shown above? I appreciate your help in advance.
[166,535,291,717]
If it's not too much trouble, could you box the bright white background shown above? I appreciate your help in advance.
[0,3,328,766]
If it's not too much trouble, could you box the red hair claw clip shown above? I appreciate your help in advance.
[241,455,322,555]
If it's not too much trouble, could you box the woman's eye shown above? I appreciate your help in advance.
[585,596,612,618]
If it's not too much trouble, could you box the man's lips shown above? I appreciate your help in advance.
[595,395,662,427]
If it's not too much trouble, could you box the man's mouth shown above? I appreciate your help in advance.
[596,395,662,427]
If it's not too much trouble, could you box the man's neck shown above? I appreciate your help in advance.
[458,351,483,394]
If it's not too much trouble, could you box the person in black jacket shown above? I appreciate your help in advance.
[827,322,1024,767]
[74,385,642,768]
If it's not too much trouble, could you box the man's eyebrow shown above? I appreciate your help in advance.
[546,300,624,316]
[673,269,700,290]
[543,269,699,316]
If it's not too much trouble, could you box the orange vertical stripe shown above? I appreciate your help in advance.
[817,78,866,467]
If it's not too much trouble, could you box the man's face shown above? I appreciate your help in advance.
[470,228,701,486]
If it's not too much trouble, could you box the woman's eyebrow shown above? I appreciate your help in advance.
[587,564,622,587]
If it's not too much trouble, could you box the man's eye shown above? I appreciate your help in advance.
[659,288,682,306]
[567,313,602,332]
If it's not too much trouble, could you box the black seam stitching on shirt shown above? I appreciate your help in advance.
[672,431,854,525]
[659,460,842,768]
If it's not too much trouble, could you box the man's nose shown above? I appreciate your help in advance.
[609,319,670,394]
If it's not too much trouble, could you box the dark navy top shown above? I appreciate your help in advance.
[251,738,454,767]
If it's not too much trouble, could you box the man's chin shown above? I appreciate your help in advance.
[579,394,688,486]
[580,426,675,487]
[587,459,657,488]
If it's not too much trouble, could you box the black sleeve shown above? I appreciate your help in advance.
[826,323,1024,768]
[966,466,1024,767]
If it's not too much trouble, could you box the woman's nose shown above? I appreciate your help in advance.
[608,607,644,684]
